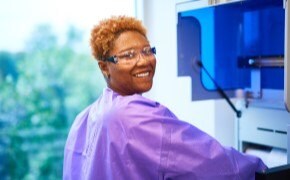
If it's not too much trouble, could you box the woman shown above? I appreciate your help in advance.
[63,16,267,180]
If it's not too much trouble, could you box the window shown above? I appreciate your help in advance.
[0,0,135,178]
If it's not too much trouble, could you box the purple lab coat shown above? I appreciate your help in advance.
[63,87,266,180]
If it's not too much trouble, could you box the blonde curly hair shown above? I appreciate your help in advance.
[90,16,147,61]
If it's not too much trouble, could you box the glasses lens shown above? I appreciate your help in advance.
[108,47,156,64]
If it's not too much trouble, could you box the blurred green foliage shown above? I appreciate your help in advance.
[0,24,105,179]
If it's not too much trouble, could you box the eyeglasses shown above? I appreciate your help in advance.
[106,46,156,64]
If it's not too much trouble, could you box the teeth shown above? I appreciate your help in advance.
[135,72,149,77]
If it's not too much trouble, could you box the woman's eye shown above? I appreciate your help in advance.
[120,52,135,59]
[143,48,153,56]
[144,50,151,55]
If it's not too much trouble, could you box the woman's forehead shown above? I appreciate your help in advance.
[112,31,149,52]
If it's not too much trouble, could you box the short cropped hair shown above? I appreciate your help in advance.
[90,16,147,61]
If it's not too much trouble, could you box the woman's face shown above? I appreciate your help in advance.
[101,31,156,96]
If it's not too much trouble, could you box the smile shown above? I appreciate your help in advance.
[135,72,149,78]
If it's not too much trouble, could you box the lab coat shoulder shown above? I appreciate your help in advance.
[98,94,171,179]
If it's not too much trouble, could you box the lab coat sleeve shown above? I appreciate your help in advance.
[161,119,267,180]
[114,96,267,180]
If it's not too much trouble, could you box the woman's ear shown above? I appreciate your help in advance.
[98,61,110,79]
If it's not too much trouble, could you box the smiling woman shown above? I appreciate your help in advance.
[90,16,157,95]
[63,15,267,180]
[100,31,156,95]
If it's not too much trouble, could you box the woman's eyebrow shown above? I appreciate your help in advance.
[116,45,151,54]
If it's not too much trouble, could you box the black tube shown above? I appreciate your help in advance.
[197,61,242,118]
